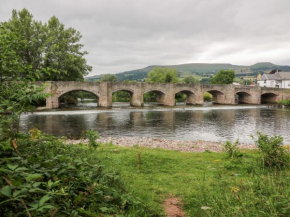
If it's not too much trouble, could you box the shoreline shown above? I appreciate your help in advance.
[66,136,257,152]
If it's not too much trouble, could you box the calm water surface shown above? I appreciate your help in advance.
[20,101,290,144]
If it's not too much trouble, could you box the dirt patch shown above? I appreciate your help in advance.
[163,197,186,217]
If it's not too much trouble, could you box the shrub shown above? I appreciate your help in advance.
[203,92,213,101]
[223,139,242,159]
[86,129,99,148]
[279,99,290,106]
[252,132,289,168]
[0,133,142,216]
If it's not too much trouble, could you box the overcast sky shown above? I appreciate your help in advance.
[1,0,290,75]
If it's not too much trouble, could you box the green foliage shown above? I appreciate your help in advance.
[98,144,290,216]
[0,26,48,140]
[86,129,100,148]
[101,74,118,82]
[175,92,186,103]
[203,92,213,101]
[113,91,131,102]
[210,70,235,84]
[0,133,143,216]
[252,132,289,168]
[279,99,290,106]
[223,140,242,159]
[146,67,178,83]
[1,8,92,81]
[143,92,158,102]
[183,75,198,84]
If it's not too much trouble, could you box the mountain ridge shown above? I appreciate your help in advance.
[86,62,290,81]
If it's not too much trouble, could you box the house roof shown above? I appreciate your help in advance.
[279,72,290,80]
[260,72,290,81]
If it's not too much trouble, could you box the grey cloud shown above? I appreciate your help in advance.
[1,0,290,75]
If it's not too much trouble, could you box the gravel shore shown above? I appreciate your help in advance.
[66,136,256,152]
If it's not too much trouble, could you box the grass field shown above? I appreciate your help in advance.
[81,144,290,216]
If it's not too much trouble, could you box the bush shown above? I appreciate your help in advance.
[0,133,144,216]
[223,140,242,159]
[252,132,289,168]
[86,129,99,148]
[279,99,290,106]
[203,92,213,102]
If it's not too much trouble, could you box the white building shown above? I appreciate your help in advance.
[257,70,290,89]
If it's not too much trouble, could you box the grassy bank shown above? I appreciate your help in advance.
[1,134,289,216]
[90,143,290,216]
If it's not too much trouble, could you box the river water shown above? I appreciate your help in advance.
[19,100,290,144]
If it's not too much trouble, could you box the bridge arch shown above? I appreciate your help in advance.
[143,90,166,105]
[235,91,252,104]
[57,89,99,108]
[205,90,226,104]
[175,90,196,105]
[111,88,134,106]
[261,92,279,104]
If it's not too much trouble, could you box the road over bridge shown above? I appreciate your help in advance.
[44,81,290,108]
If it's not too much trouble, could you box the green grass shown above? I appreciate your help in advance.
[84,144,290,216]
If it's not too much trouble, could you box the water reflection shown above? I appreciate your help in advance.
[20,106,290,144]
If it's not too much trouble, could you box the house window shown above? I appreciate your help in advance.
[264,80,266,84]
[288,83,290,87]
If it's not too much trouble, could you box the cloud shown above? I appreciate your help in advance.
[1,0,290,75]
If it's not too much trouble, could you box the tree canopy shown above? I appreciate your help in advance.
[1,9,92,81]
[183,75,198,84]
[0,25,47,140]
[146,67,179,83]
[101,74,118,82]
[210,70,235,84]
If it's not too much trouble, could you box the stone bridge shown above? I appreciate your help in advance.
[44,81,290,108]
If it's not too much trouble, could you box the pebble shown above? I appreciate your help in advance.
[66,136,256,153]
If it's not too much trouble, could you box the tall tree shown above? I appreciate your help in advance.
[146,67,179,83]
[210,70,235,84]
[1,9,92,81]
[0,26,47,140]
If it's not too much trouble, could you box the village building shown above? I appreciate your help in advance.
[257,70,290,89]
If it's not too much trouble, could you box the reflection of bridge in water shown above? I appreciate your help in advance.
[44,81,290,108]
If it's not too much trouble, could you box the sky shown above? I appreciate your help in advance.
[1,0,290,76]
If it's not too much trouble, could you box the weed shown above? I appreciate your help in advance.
[223,139,242,159]
[0,133,151,216]
[86,129,99,148]
[252,132,289,168]
[28,128,42,141]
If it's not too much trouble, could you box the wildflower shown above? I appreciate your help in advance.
[231,186,240,193]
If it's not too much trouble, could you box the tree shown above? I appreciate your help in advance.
[1,9,92,81]
[0,25,47,141]
[183,75,198,84]
[146,67,179,83]
[101,74,118,82]
[210,70,235,84]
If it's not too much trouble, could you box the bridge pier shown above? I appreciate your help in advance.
[46,96,59,109]
[130,92,143,106]
[195,92,204,105]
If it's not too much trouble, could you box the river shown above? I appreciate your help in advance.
[19,100,290,144]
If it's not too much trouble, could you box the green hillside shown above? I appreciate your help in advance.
[86,62,290,81]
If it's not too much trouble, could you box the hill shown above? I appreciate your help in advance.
[86,62,290,81]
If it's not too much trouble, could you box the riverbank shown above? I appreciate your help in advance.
[94,143,290,216]
[67,136,256,152]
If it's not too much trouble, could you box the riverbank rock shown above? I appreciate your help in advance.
[66,136,256,153]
